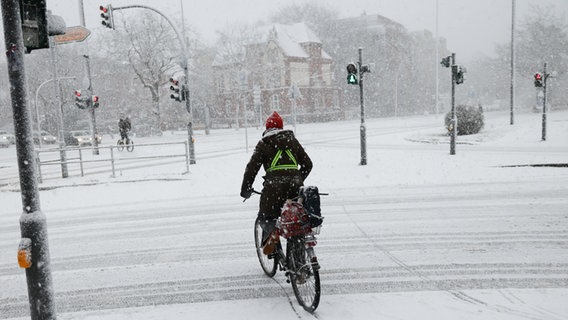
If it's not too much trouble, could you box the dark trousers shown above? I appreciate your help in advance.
[258,175,302,242]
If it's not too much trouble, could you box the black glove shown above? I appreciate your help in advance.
[241,189,252,199]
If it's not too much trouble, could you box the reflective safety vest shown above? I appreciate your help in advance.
[266,149,298,172]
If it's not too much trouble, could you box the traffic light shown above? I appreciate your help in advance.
[346,63,358,85]
[20,0,49,52]
[92,95,99,108]
[440,56,451,68]
[100,5,114,29]
[455,66,466,85]
[534,73,543,87]
[169,78,183,102]
[74,90,87,109]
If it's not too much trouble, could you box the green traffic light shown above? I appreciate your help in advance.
[347,74,358,85]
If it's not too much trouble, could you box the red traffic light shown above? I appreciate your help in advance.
[74,90,81,97]
[92,95,99,103]
[100,5,108,13]
[534,73,542,80]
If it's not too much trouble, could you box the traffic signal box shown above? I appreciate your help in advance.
[346,63,358,85]
[534,73,543,87]
[100,5,114,29]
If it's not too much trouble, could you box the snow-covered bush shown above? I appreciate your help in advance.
[444,105,484,135]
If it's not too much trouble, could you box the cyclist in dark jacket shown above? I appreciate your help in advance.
[241,111,312,254]
[118,114,131,141]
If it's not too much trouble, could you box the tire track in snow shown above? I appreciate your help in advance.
[1,262,567,319]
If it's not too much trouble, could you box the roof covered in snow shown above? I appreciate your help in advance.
[213,22,331,67]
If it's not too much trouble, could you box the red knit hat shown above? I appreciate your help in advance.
[265,111,283,129]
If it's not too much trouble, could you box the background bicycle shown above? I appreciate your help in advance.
[117,137,134,152]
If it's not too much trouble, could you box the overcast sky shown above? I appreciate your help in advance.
[46,0,568,62]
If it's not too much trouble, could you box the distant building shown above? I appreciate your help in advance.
[212,22,342,127]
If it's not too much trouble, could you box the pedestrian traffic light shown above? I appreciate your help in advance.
[169,78,182,102]
[74,90,87,109]
[346,63,358,85]
[92,95,99,108]
[100,5,114,29]
[534,73,543,87]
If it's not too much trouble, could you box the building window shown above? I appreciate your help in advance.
[266,67,281,88]
[271,94,280,110]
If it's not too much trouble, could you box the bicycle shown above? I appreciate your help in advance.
[249,187,325,313]
[117,136,134,152]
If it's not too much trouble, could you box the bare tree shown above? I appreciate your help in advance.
[270,3,339,38]
[490,5,568,108]
[114,10,181,132]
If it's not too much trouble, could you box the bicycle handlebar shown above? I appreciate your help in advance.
[243,189,327,202]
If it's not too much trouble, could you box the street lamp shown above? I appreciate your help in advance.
[34,77,75,148]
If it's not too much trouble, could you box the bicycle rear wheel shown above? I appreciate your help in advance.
[287,237,320,313]
[117,139,124,151]
[254,216,277,277]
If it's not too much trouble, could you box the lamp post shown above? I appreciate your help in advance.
[510,0,516,125]
[34,76,75,148]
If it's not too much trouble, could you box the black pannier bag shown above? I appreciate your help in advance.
[300,186,322,227]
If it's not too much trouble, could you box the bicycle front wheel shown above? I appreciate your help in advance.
[254,216,277,277]
[117,139,124,151]
[126,139,134,152]
[287,237,320,313]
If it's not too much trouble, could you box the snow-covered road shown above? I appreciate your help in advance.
[1,110,567,319]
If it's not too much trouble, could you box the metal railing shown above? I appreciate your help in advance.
[35,141,190,182]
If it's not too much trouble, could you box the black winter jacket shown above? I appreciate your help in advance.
[241,129,312,217]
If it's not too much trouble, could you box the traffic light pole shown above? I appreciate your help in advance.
[542,62,548,141]
[450,53,457,155]
[1,0,57,318]
[358,48,367,166]
[111,4,195,164]
[79,0,100,155]
[184,65,196,164]
[49,37,69,177]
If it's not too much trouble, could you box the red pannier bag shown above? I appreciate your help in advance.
[277,200,311,238]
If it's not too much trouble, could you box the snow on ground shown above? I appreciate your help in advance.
[1,109,567,319]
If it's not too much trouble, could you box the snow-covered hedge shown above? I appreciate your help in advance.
[445,105,484,135]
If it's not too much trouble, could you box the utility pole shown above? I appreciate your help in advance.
[1,0,57,319]
[510,0,516,125]
[435,0,440,114]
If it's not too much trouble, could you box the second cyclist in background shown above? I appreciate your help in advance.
[118,113,132,142]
